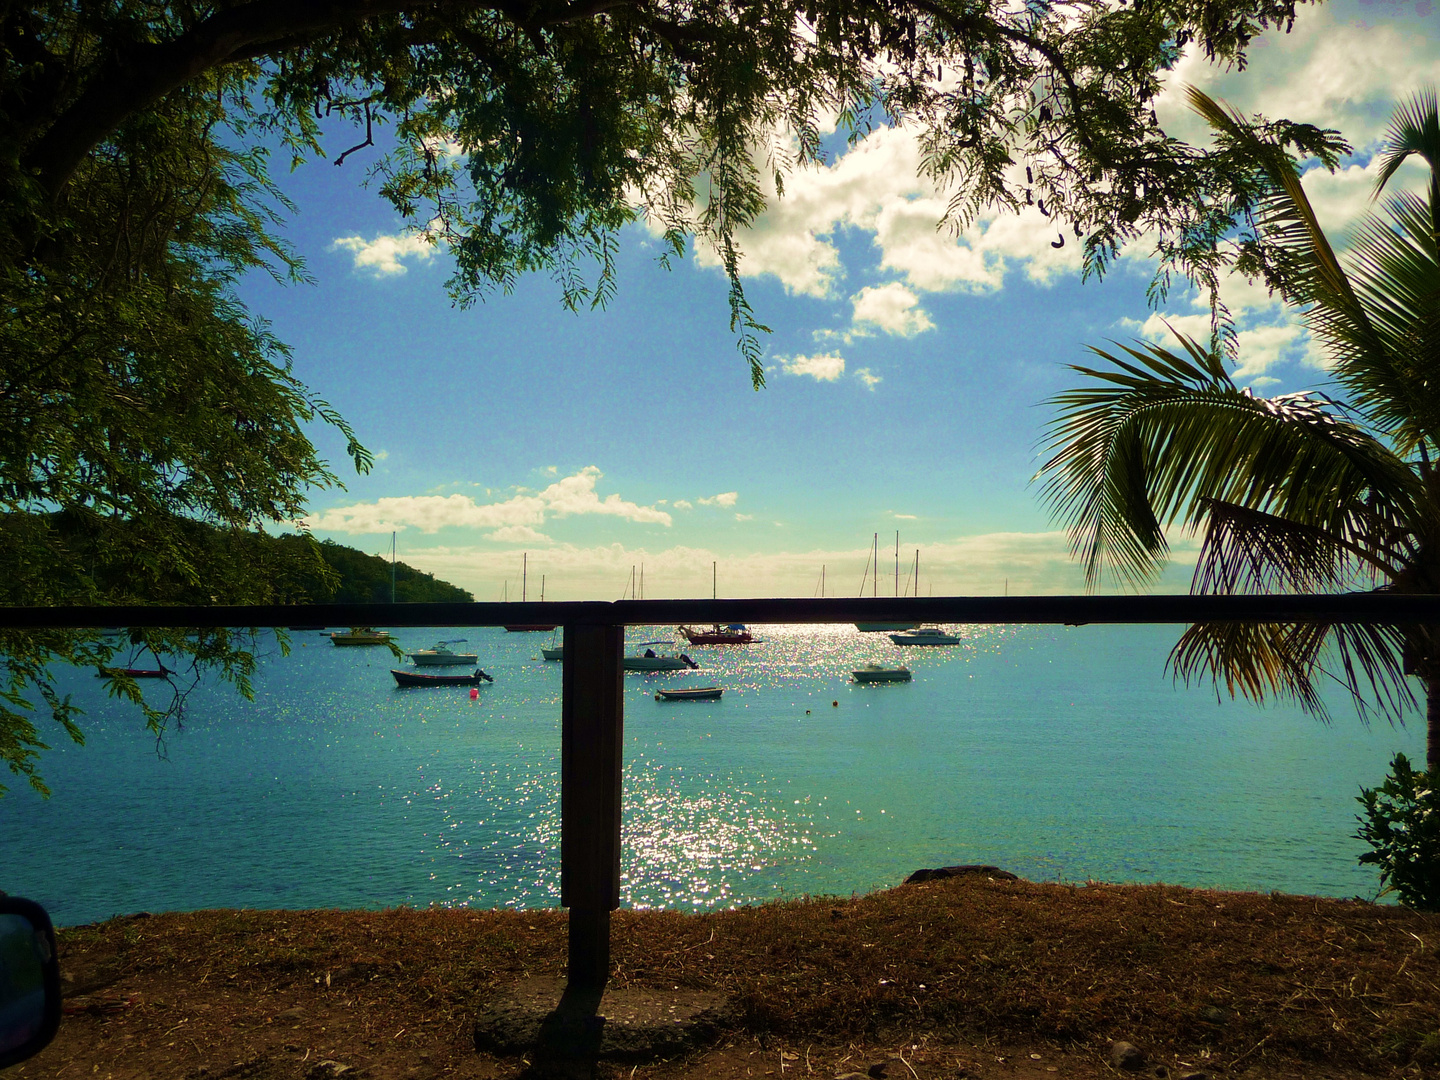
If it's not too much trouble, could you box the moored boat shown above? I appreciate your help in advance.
[623,652,698,671]
[654,686,723,701]
[851,664,912,683]
[408,640,478,665]
[888,627,959,646]
[330,627,391,646]
[98,667,170,679]
[541,645,563,661]
[391,668,494,687]
[679,623,754,645]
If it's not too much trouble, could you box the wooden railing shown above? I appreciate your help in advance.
[7,592,1439,987]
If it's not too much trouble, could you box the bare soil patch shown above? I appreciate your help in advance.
[14,877,1440,1079]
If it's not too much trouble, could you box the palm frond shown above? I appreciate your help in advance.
[1338,190,1440,453]
[1192,497,1394,596]
[1037,335,1419,588]
[1168,619,1416,726]
[1372,86,1440,236]
[1186,87,1358,314]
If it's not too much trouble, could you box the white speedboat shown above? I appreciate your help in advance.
[888,627,959,646]
[407,640,478,665]
[852,664,912,683]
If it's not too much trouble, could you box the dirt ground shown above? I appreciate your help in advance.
[12,878,1440,1080]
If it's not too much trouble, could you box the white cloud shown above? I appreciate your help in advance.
[303,466,672,536]
[1157,5,1440,153]
[331,231,438,276]
[698,492,739,508]
[489,525,550,543]
[679,122,1082,303]
[734,513,755,521]
[776,353,846,381]
[673,499,694,510]
[855,367,882,390]
[850,283,934,337]
[391,529,1202,601]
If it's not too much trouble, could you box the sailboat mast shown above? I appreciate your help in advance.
[541,575,545,603]
[391,531,396,603]
[894,531,899,597]
[873,533,877,597]
[522,552,527,603]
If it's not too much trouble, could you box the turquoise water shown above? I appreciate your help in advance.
[2,623,1426,926]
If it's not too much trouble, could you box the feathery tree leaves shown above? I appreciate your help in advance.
[4,0,1340,388]
[1038,88,1440,776]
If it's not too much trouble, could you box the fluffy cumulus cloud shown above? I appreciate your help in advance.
[775,353,846,381]
[673,3,1438,368]
[678,122,1082,309]
[331,230,438,276]
[698,492,739,508]
[849,283,934,337]
[303,466,671,538]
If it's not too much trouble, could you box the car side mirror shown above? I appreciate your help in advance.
[0,896,61,1069]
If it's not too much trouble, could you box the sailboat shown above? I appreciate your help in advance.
[505,553,557,631]
[855,531,918,632]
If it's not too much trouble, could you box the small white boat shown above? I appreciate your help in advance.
[852,664,912,683]
[623,652,699,672]
[654,686,723,701]
[407,640,478,666]
[888,627,959,646]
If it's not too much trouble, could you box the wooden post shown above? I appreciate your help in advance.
[560,622,624,989]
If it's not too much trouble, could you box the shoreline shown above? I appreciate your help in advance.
[32,876,1440,1079]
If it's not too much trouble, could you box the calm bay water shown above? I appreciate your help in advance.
[2,623,1425,926]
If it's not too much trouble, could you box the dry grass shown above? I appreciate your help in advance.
[32,877,1440,1079]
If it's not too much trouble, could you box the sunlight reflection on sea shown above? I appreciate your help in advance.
[3,623,1425,925]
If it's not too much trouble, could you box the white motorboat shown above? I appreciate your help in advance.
[852,664,912,683]
[407,640,478,665]
[888,627,960,646]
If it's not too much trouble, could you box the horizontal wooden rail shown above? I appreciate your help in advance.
[0,593,1438,628]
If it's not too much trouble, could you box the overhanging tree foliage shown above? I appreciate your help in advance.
[6,0,1343,383]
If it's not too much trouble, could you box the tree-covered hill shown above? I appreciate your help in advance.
[316,539,472,604]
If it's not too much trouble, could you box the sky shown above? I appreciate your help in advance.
[237,0,1440,601]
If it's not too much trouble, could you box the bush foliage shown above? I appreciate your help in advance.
[1357,753,1440,911]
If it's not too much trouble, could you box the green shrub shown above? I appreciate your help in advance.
[1356,753,1440,911]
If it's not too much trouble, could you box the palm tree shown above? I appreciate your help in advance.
[1038,87,1440,775]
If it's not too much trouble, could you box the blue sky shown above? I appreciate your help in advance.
[239,0,1440,600]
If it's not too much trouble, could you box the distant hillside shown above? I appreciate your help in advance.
[317,539,473,604]
[0,510,472,607]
